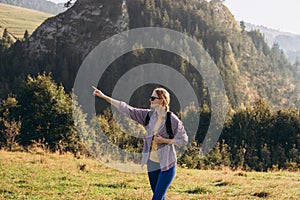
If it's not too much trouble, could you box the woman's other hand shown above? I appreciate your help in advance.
[154,135,175,144]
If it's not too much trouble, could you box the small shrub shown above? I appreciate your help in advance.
[253,191,269,198]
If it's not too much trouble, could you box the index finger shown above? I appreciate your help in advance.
[92,86,98,90]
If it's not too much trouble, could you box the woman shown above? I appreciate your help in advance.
[93,86,188,200]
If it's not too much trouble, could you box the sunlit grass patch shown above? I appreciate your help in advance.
[0,150,299,199]
[0,3,53,39]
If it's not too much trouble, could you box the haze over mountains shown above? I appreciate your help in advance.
[245,22,300,64]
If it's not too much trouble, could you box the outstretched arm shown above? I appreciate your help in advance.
[92,86,149,125]
[92,86,120,108]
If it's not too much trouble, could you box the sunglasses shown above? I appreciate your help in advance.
[149,96,161,101]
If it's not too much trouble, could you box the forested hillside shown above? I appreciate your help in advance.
[245,22,300,64]
[0,0,299,109]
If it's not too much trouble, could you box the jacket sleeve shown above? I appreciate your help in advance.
[118,101,150,126]
[171,114,188,147]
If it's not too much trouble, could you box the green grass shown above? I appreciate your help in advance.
[0,150,299,199]
[0,3,53,39]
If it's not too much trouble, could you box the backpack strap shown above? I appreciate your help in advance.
[144,111,174,139]
[166,112,174,139]
[144,111,153,126]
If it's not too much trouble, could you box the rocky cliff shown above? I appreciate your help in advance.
[25,0,129,59]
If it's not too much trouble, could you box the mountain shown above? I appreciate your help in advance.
[0,0,299,109]
[0,0,129,97]
[245,22,300,64]
[0,0,66,15]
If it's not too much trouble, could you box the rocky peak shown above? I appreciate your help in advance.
[209,0,240,31]
[25,0,129,59]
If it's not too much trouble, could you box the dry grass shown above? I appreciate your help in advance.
[0,150,299,199]
[0,3,53,39]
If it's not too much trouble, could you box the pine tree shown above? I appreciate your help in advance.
[162,9,170,27]
[23,30,29,41]
[260,143,271,171]
[1,28,12,49]
[2,28,8,38]
[240,21,246,32]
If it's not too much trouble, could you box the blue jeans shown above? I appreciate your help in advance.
[147,160,176,200]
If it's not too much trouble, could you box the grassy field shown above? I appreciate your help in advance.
[0,150,299,200]
[0,3,53,39]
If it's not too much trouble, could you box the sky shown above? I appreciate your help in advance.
[48,0,300,35]
[223,0,300,35]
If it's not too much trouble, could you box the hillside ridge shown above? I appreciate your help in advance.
[0,3,53,38]
[0,0,66,15]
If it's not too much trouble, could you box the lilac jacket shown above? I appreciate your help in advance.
[119,102,188,171]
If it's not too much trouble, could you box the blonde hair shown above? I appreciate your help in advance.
[154,87,170,111]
